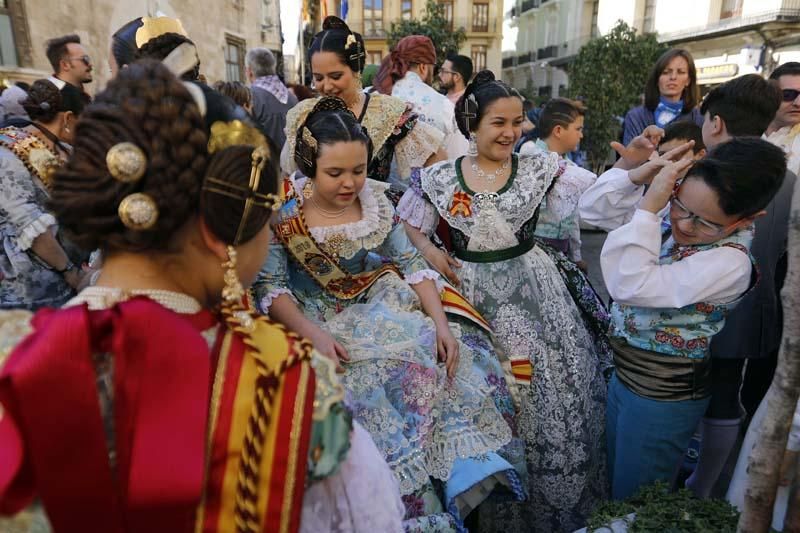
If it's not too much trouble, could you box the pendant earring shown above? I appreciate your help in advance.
[221,245,245,306]
[302,180,314,199]
[467,133,478,157]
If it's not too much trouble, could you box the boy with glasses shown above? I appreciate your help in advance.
[581,73,791,499]
[45,34,93,99]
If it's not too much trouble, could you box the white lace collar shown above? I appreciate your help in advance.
[293,175,395,259]
[66,286,203,314]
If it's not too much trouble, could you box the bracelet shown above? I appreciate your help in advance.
[55,260,76,274]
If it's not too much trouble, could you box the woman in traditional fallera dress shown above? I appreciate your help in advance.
[282,16,446,192]
[399,71,610,532]
[0,79,88,310]
[254,96,525,531]
[0,61,404,533]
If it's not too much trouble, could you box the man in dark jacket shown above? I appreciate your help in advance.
[245,48,297,150]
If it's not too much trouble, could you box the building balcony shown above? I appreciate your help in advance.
[518,50,536,64]
[502,56,515,68]
[452,17,499,34]
[521,0,539,13]
[659,1,800,43]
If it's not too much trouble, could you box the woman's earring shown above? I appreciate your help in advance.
[468,133,478,157]
[221,245,245,306]
[302,180,314,200]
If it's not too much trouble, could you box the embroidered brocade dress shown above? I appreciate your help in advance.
[281,93,445,191]
[253,176,524,531]
[398,154,610,532]
[0,289,406,533]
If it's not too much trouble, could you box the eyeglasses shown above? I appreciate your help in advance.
[439,69,455,76]
[782,88,800,102]
[67,55,92,66]
[669,194,740,237]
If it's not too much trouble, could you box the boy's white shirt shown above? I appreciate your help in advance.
[586,168,752,308]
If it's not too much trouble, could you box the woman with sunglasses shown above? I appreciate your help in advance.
[282,16,446,189]
[598,137,787,499]
[0,79,88,310]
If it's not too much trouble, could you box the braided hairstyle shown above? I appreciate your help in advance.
[454,70,523,138]
[201,141,280,246]
[136,32,200,81]
[21,79,85,123]
[308,16,367,74]
[49,60,209,253]
[294,96,373,178]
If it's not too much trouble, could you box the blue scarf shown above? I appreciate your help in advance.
[653,96,684,128]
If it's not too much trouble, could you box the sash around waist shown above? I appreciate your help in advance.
[611,337,712,401]
[453,238,535,263]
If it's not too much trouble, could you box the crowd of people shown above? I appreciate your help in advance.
[0,13,798,533]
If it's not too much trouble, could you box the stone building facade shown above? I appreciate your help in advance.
[0,0,284,93]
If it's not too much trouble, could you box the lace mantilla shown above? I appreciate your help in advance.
[293,175,395,260]
[421,154,559,250]
[282,94,409,175]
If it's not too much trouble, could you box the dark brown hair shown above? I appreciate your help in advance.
[455,70,522,137]
[213,81,252,109]
[538,97,586,138]
[136,32,200,81]
[644,49,699,113]
[22,79,85,122]
[45,34,81,73]
[201,143,280,245]
[50,60,209,252]
[308,16,366,74]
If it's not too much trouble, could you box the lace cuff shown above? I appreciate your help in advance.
[547,165,597,221]
[405,269,441,287]
[394,121,445,182]
[259,288,297,312]
[397,187,438,237]
[16,213,56,251]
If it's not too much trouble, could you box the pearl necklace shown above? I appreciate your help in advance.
[309,193,350,219]
[470,156,511,183]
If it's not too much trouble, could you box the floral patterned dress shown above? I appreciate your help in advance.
[398,154,610,532]
[253,176,524,531]
[0,128,85,310]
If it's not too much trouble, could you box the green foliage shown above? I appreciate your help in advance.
[587,482,740,532]
[568,21,667,173]
[386,0,467,66]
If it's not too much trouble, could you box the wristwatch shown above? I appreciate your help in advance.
[55,260,76,274]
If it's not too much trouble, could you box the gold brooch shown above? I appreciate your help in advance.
[118,193,159,230]
[107,142,147,183]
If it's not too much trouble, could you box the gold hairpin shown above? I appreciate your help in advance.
[301,126,318,152]
[106,142,147,183]
[208,120,269,154]
[118,192,159,230]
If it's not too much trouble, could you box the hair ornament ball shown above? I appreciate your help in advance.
[118,192,159,230]
[106,142,147,183]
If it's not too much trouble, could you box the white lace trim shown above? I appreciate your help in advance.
[293,175,395,260]
[16,213,56,251]
[420,154,559,247]
[394,120,445,186]
[545,162,597,221]
[404,269,441,286]
[259,288,296,311]
[396,187,439,237]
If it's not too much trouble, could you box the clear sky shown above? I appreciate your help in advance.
[281,0,301,57]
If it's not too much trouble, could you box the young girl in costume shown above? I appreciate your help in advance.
[0,61,404,533]
[590,137,786,499]
[254,96,524,531]
[398,71,610,532]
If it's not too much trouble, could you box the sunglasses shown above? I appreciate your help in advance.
[782,88,800,102]
[67,55,92,66]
